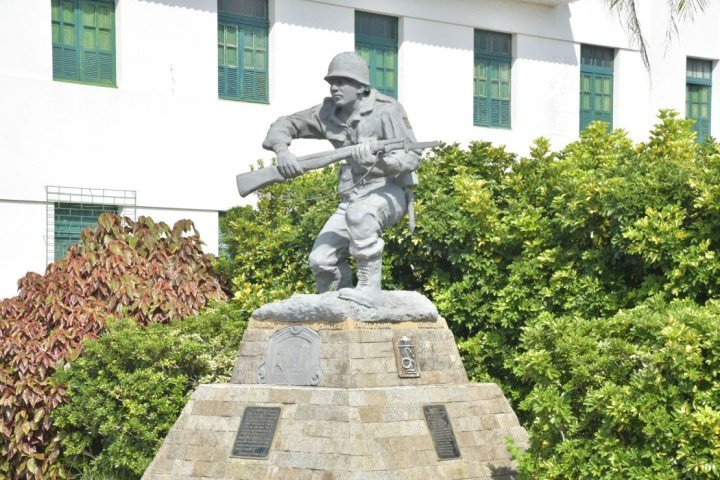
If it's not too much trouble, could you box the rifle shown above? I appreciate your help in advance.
[236,138,439,197]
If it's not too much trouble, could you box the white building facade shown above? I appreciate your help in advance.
[1,0,719,299]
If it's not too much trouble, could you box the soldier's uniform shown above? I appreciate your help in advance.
[262,89,419,294]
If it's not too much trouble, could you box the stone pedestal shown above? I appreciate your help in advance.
[143,317,528,480]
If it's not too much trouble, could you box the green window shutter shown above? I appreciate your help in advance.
[51,0,80,80]
[217,0,269,103]
[218,23,240,98]
[579,73,593,131]
[686,58,713,142]
[474,30,511,128]
[53,202,118,260]
[51,0,115,86]
[355,11,398,99]
[241,24,268,102]
[474,58,488,125]
[579,45,614,133]
[79,0,115,84]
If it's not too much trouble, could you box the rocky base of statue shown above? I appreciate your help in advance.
[142,383,525,480]
[143,313,528,480]
[252,290,438,323]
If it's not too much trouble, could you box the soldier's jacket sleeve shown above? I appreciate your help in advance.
[378,101,420,177]
[261,100,330,150]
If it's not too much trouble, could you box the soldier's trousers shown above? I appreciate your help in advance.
[308,181,407,293]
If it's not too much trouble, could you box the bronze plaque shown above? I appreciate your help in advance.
[423,404,461,460]
[231,406,281,458]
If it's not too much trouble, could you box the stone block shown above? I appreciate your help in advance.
[268,387,312,404]
[479,415,501,431]
[185,430,233,448]
[237,341,266,357]
[456,415,483,432]
[191,460,227,477]
[437,461,473,480]
[381,405,422,422]
[240,329,270,342]
[191,400,235,417]
[321,358,350,375]
[483,398,511,414]
[160,444,187,460]
[310,389,336,405]
[186,415,236,432]
[185,444,228,462]
[358,406,383,422]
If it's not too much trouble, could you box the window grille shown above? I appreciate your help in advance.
[45,186,136,263]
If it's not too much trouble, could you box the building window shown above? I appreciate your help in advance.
[579,45,614,132]
[46,186,136,263]
[217,0,269,103]
[53,203,118,260]
[51,0,116,86]
[687,58,713,142]
[474,30,512,129]
[355,11,398,98]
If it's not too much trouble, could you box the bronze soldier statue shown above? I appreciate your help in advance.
[262,52,420,308]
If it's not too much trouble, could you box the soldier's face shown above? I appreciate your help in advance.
[328,77,364,108]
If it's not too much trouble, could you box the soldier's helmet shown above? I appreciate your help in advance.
[324,52,370,86]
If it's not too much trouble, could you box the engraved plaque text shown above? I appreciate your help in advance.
[231,406,281,458]
[423,404,461,460]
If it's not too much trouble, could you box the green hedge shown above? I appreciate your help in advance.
[52,303,246,479]
[513,297,720,479]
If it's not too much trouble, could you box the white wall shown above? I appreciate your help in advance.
[646,0,720,138]
[0,0,276,211]
[0,202,48,298]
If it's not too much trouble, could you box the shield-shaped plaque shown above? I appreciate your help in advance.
[256,326,323,386]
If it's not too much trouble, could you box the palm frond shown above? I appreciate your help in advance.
[606,0,711,73]
[607,0,650,71]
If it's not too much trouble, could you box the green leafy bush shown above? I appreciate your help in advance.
[0,214,225,479]
[512,297,720,479]
[52,303,245,479]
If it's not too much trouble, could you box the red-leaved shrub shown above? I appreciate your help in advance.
[0,214,226,479]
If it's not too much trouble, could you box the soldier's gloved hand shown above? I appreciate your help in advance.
[276,149,303,179]
[351,141,378,168]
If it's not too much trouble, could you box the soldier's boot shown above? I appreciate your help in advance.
[338,254,383,308]
[312,262,353,293]
[308,253,352,293]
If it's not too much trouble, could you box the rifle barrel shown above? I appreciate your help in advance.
[236,139,439,197]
